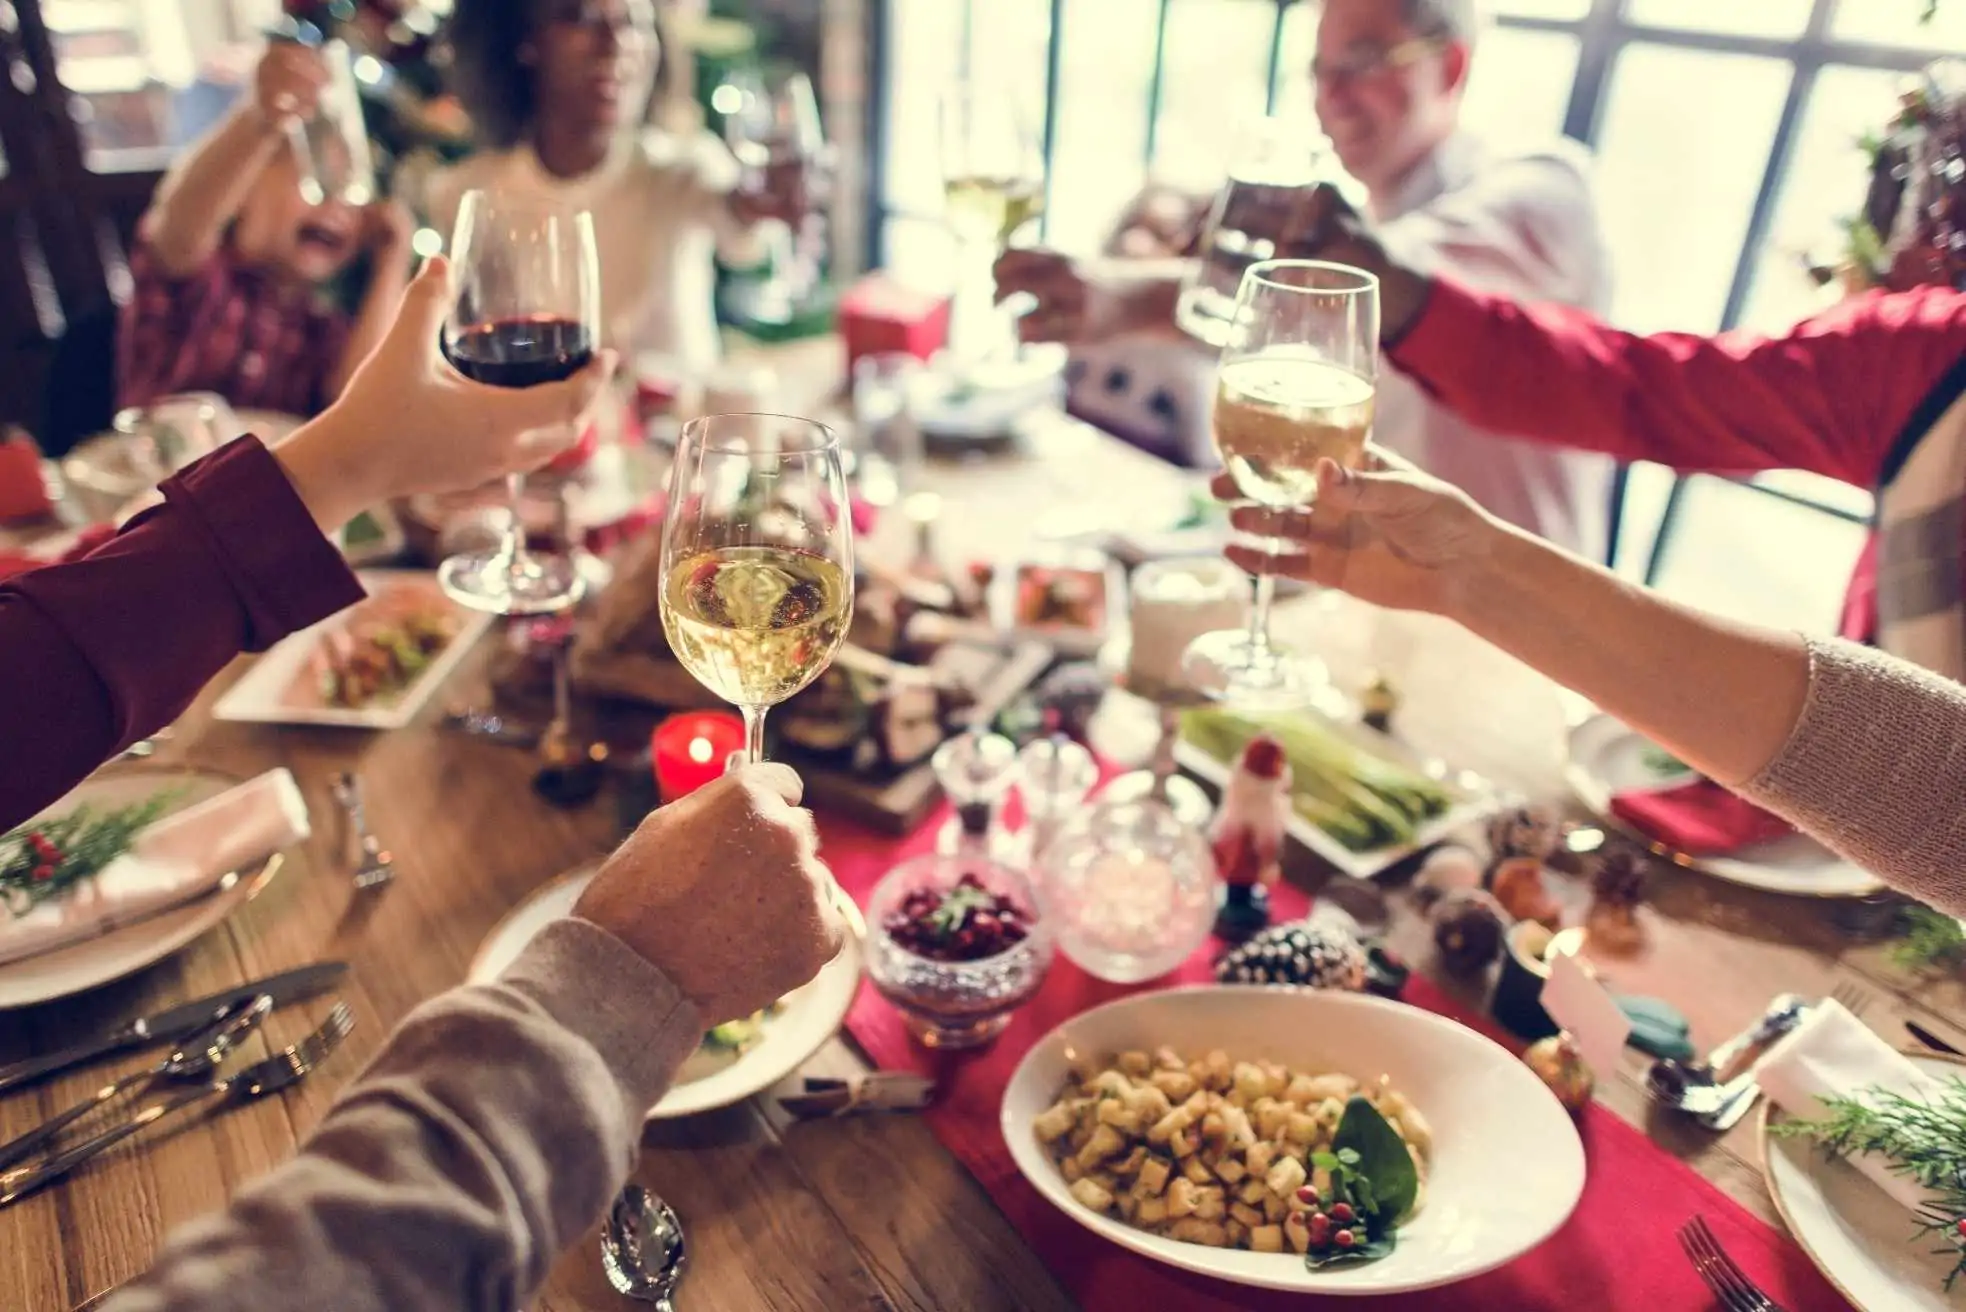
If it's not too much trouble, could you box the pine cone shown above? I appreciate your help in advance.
[1486,804,1560,864]
[1591,848,1650,910]
[1215,922,1367,990]
[1430,889,1507,975]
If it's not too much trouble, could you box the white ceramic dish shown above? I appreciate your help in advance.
[0,768,285,1010]
[1565,713,1881,898]
[468,865,865,1119]
[1177,713,1502,882]
[212,571,491,730]
[1762,1051,1966,1311]
[1001,987,1586,1295]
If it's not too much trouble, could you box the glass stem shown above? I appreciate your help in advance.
[503,473,527,568]
[740,705,768,765]
[1247,571,1276,656]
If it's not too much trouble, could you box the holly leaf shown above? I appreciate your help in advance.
[1333,1096,1419,1224]
[1304,1232,1397,1270]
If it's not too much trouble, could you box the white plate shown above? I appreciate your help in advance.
[468,865,865,1119]
[1001,987,1586,1295]
[1762,1051,1966,1310]
[212,572,491,730]
[1177,713,1503,881]
[1564,713,1882,898]
[0,768,285,1010]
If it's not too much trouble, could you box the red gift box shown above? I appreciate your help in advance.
[0,430,52,523]
[838,273,951,372]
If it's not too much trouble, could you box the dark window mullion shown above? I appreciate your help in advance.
[1142,0,1174,167]
[1561,0,1631,146]
[1262,0,1290,115]
[1037,0,1066,242]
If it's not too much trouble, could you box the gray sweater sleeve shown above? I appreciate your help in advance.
[1740,635,1966,916]
[104,917,703,1312]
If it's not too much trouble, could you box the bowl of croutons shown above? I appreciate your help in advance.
[1001,986,1584,1294]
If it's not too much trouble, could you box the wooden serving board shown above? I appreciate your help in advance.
[788,639,1055,835]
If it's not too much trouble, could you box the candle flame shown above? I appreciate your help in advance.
[688,736,715,764]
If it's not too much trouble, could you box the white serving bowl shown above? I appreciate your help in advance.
[1001,986,1586,1296]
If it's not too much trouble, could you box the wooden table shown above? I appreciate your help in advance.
[2,416,1961,1312]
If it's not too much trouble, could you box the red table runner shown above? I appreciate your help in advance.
[818,807,1856,1312]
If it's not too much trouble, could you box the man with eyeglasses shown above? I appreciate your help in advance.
[1000,0,1617,557]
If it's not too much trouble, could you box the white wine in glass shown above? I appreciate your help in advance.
[658,414,855,763]
[1182,259,1378,709]
[943,174,1045,247]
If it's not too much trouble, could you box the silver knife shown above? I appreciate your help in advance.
[0,961,346,1095]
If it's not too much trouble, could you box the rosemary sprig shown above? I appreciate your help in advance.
[1774,1076,1966,1290]
[0,791,179,919]
[1892,903,1966,973]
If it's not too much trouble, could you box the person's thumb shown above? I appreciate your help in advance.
[740,761,804,806]
[393,256,453,350]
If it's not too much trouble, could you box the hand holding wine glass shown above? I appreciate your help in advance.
[1181,259,1379,708]
[437,189,602,616]
[659,414,855,764]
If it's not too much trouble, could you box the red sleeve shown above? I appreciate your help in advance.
[0,436,364,828]
[1387,278,1966,488]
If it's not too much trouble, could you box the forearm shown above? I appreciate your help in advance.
[108,920,704,1312]
[145,107,285,273]
[328,251,414,399]
[1450,526,1810,788]
[0,438,362,828]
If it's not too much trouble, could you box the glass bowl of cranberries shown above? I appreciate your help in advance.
[866,852,1053,1050]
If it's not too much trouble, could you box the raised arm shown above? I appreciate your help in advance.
[1,260,612,828]
[107,767,847,1312]
[142,46,327,275]
[1225,461,1966,914]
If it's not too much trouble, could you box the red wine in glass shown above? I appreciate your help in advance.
[436,190,600,617]
[444,317,595,389]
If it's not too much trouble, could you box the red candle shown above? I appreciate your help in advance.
[651,711,745,801]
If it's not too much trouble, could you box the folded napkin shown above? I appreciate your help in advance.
[1758,1000,1947,1213]
[1611,777,1793,855]
[0,769,310,967]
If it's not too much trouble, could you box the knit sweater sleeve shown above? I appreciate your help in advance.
[1740,636,1966,913]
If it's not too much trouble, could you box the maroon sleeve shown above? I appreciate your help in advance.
[0,436,364,827]
[1387,278,1966,488]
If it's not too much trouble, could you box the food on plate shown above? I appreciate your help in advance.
[1013,562,1109,633]
[293,586,463,709]
[882,871,1034,962]
[1035,1046,1429,1269]
[1182,708,1452,853]
[702,1001,782,1056]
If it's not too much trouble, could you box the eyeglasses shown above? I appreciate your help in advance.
[1310,36,1447,89]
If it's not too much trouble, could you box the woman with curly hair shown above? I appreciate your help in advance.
[422,0,784,372]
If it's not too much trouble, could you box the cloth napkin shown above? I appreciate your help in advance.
[1611,777,1793,855]
[1758,1000,1947,1213]
[0,769,310,966]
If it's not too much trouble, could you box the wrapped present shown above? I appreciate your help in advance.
[838,273,950,372]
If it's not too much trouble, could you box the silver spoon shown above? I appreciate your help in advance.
[601,1185,688,1307]
[1645,993,1806,1118]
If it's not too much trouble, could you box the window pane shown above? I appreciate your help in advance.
[1738,65,1906,332]
[1594,45,1792,333]
[1152,0,1275,191]
[1491,0,1589,18]
[45,0,196,171]
[1830,0,1966,50]
[881,0,963,215]
[1047,0,1160,256]
[884,214,959,292]
[1462,28,1579,143]
[1626,0,1812,39]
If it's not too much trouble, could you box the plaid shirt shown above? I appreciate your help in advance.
[116,237,351,417]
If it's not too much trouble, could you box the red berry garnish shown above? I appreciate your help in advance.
[1334,1228,1356,1249]
[30,864,54,882]
[1295,1185,1318,1205]
[1329,1202,1354,1225]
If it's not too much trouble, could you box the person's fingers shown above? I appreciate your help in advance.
[1225,543,1319,583]
[1229,504,1316,542]
[504,348,621,433]
[1208,471,1239,501]
[738,760,804,807]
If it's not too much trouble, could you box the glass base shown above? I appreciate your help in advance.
[439,548,585,617]
[900,1007,1012,1050]
[1180,628,1328,712]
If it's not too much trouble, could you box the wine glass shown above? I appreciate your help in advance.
[721,68,830,316]
[938,83,1045,361]
[1181,259,1379,708]
[658,414,855,764]
[437,190,601,616]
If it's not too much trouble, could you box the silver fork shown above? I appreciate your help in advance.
[0,1003,355,1208]
[331,772,394,890]
[1679,1215,1788,1312]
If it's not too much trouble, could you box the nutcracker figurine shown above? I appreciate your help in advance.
[1209,736,1292,942]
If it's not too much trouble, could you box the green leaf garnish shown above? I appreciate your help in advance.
[1333,1096,1420,1225]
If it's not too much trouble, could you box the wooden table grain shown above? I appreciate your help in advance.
[1,417,1956,1312]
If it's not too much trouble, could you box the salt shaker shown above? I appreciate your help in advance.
[933,730,1020,860]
